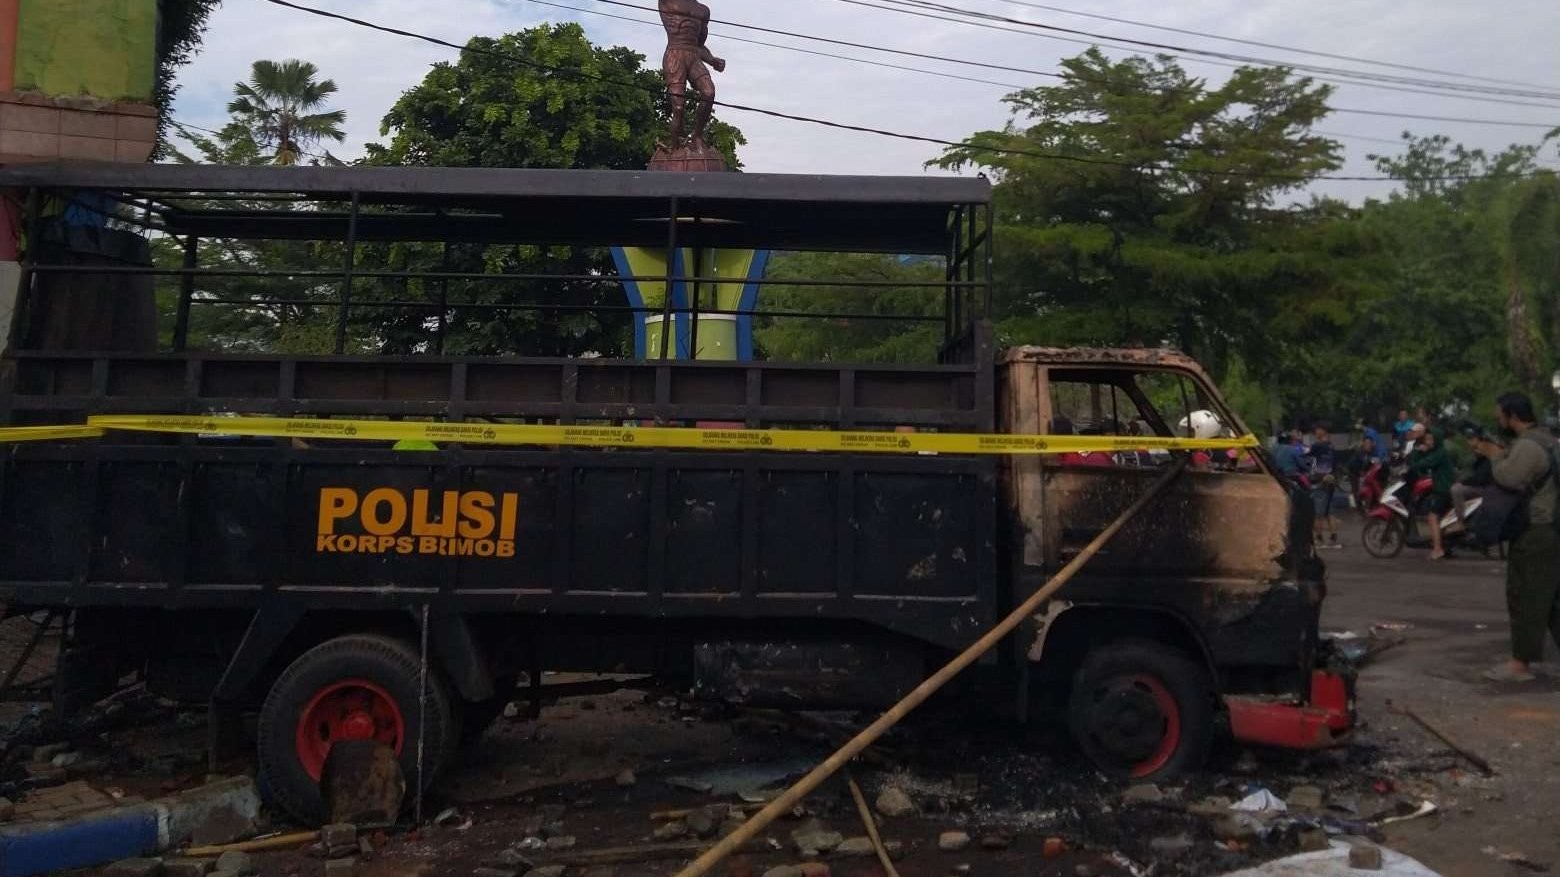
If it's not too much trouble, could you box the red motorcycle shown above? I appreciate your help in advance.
[1361,475,1483,558]
[1354,458,1386,511]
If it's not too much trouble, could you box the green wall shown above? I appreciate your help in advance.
[15,0,157,101]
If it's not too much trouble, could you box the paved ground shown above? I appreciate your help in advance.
[1322,524,1560,876]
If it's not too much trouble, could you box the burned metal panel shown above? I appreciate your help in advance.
[755,470,837,594]
[0,458,81,581]
[693,639,928,709]
[852,471,980,599]
[91,461,181,583]
[188,462,282,586]
[1041,469,1289,585]
[665,468,744,595]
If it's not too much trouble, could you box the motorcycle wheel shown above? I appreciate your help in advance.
[1361,517,1405,559]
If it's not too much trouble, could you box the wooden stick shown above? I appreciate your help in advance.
[672,461,1187,877]
[1398,706,1494,775]
[183,830,319,857]
[848,775,902,877]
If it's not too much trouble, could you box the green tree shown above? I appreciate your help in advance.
[756,253,944,363]
[934,49,1344,380]
[156,122,347,352]
[355,23,745,357]
[154,0,223,158]
[228,60,348,166]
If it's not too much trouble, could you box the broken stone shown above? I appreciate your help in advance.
[1297,827,1330,852]
[1043,837,1067,859]
[1349,842,1384,871]
[163,859,215,877]
[105,859,164,877]
[545,836,577,851]
[50,751,82,768]
[615,769,637,788]
[323,859,356,877]
[323,741,404,829]
[322,823,358,848]
[473,869,518,877]
[489,848,532,870]
[502,702,521,719]
[654,821,690,841]
[797,865,830,877]
[875,787,915,818]
[1288,785,1326,810]
[325,845,360,859]
[791,821,844,856]
[884,841,904,860]
[357,835,376,859]
[532,868,566,877]
[835,838,876,858]
[938,831,971,852]
[517,836,546,851]
[979,834,1012,850]
[541,820,568,839]
[31,742,69,762]
[1150,835,1194,857]
[686,806,721,839]
[665,776,714,794]
[1122,784,1163,804]
[1214,814,1263,843]
[215,852,256,877]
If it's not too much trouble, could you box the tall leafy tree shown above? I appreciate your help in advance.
[934,49,1344,380]
[356,23,745,357]
[228,60,348,166]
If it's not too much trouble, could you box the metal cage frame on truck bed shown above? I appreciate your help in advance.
[0,163,1000,652]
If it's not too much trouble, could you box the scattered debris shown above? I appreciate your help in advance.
[835,837,876,858]
[1482,846,1550,873]
[874,786,915,818]
[1122,784,1164,805]
[1043,837,1067,859]
[104,859,164,877]
[214,850,256,876]
[1377,801,1437,826]
[938,831,971,852]
[1350,843,1385,871]
[666,776,716,794]
[1288,786,1326,810]
[322,740,404,828]
[1232,789,1288,813]
[790,820,844,856]
[979,833,1013,850]
[615,769,637,788]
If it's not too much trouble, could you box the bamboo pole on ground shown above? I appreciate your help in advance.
[672,461,1187,877]
[847,775,902,877]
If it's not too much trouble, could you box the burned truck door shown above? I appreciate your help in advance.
[1001,350,1315,700]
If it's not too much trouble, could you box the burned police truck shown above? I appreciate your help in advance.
[0,164,1350,824]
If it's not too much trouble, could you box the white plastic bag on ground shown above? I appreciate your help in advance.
[1219,841,1442,876]
[1230,788,1288,813]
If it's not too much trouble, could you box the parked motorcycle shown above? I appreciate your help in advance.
[1360,476,1484,558]
[1354,457,1387,511]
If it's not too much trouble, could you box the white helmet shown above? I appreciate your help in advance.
[1179,409,1223,440]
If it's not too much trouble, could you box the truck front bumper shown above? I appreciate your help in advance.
[1223,669,1355,750]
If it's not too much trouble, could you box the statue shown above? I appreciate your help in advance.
[658,0,725,154]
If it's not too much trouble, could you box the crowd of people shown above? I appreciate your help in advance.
[1284,395,1560,683]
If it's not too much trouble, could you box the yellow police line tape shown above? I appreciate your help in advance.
[0,415,1262,456]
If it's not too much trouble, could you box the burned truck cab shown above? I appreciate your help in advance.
[1000,348,1351,775]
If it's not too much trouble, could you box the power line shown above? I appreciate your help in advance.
[526,0,1025,88]
[596,0,1560,111]
[860,0,1560,103]
[257,0,1551,183]
[871,0,1560,106]
[974,0,1560,93]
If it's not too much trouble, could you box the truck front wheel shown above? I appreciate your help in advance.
[1067,640,1213,780]
[258,634,455,825]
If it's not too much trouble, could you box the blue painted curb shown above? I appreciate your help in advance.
[0,776,261,877]
[0,804,160,877]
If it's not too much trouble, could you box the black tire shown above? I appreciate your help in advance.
[1361,517,1404,558]
[258,634,455,825]
[1068,639,1214,781]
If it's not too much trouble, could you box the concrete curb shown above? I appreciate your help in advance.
[0,777,262,877]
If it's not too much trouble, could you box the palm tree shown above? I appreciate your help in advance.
[227,59,347,166]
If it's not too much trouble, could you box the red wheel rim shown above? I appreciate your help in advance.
[294,678,406,781]
[1129,673,1181,778]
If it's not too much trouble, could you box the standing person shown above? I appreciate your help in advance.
[1405,427,1455,559]
[1273,430,1307,486]
[1307,424,1341,548]
[1470,392,1560,682]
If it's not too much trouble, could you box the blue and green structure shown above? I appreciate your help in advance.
[612,246,769,362]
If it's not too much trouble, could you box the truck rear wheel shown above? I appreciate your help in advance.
[258,634,455,825]
[1068,640,1213,781]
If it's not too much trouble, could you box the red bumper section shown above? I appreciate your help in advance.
[1224,670,1355,750]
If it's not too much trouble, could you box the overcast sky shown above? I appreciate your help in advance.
[170,0,1560,201]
